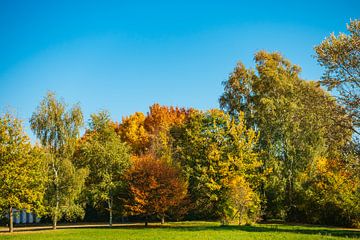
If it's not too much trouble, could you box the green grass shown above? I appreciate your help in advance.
[1,221,359,240]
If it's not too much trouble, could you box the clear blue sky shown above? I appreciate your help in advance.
[0,0,359,140]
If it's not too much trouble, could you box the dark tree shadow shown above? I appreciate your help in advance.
[160,224,360,238]
[2,222,359,238]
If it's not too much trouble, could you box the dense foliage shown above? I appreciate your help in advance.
[74,111,131,226]
[0,113,47,232]
[0,20,359,232]
[124,154,187,225]
[171,109,260,223]
[30,92,88,229]
[315,20,360,131]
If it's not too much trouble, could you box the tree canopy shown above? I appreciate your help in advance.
[75,110,131,226]
[0,113,47,232]
[315,19,360,131]
[1,20,360,230]
[30,92,88,229]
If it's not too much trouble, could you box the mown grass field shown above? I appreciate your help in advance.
[0,221,359,240]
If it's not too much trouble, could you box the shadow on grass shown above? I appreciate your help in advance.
[3,223,360,238]
[158,224,360,238]
[76,223,360,238]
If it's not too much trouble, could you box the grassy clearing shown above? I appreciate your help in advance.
[0,221,359,240]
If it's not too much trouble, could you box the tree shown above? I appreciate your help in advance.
[171,109,260,222]
[296,155,360,227]
[117,104,189,159]
[144,104,189,161]
[30,92,87,229]
[74,110,131,226]
[315,19,360,131]
[117,112,150,155]
[313,19,360,227]
[220,51,351,221]
[0,113,46,232]
[229,176,260,225]
[125,154,187,226]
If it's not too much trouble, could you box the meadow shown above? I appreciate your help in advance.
[1,222,359,240]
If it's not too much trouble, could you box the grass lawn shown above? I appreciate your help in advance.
[0,221,359,240]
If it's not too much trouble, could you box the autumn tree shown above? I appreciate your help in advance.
[125,154,187,226]
[296,155,360,227]
[312,20,360,226]
[30,92,88,229]
[171,109,260,223]
[74,110,131,226]
[229,176,260,225]
[0,113,46,232]
[144,104,188,160]
[220,51,352,222]
[117,112,150,155]
[117,104,189,160]
[315,19,360,131]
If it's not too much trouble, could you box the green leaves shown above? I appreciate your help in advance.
[220,50,354,224]
[172,109,259,221]
[30,91,83,155]
[315,19,360,129]
[30,92,86,228]
[0,113,47,231]
[74,111,131,224]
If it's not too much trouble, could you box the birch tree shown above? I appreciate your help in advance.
[30,92,87,229]
[315,19,360,131]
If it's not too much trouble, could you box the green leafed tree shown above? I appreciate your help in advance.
[0,113,47,232]
[74,110,131,226]
[171,109,260,223]
[30,92,88,229]
[312,19,360,227]
[315,19,360,131]
[220,51,352,222]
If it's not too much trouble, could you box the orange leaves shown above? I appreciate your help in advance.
[144,103,188,134]
[118,104,190,219]
[125,154,187,217]
[118,103,190,157]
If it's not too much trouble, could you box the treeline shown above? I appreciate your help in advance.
[0,20,359,232]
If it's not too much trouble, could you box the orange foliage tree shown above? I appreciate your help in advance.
[116,112,150,155]
[117,103,190,160]
[144,104,189,159]
[144,103,188,135]
[124,154,187,226]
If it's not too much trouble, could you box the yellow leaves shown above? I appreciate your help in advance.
[314,156,328,174]
[207,144,221,162]
[118,112,150,154]
[229,175,260,224]
[0,113,47,212]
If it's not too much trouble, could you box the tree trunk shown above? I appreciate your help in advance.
[239,206,244,225]
[9,207,13,233]
[52,198,59,230]
[108,198,113,227]
[145,215,148,227]
[161,215,165,224]
[53,160,59,230]
[53,212,57,230]
[109,208,113,227]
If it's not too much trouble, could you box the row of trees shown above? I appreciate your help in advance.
[0,20,359,232]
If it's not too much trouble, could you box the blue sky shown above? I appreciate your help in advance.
[0,0,359,140]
